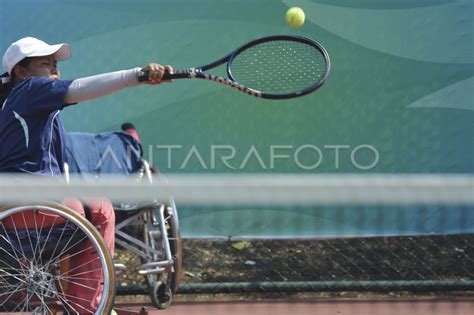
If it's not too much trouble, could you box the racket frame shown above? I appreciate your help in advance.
[227,35,331,99]
[141,35,331,99]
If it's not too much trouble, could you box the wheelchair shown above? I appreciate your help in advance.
[0,130,182,313]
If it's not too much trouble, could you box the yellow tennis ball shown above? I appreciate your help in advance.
[286,7,305,28]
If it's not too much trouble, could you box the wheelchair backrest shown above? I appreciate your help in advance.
[65,132,143,176]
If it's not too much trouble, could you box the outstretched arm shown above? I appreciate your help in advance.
[64,64,172,104]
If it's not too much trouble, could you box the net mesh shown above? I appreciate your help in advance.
[1,174,473,296]
[229,40,328,95]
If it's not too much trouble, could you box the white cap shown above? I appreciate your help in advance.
[2,37,71,74]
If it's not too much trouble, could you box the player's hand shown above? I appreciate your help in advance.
[140,63,173,85]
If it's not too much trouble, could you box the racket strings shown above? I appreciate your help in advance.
[230,40,327,95]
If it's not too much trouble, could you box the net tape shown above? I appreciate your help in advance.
[0,174,472,206]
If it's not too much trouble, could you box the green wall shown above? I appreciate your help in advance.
[2,0,473,237]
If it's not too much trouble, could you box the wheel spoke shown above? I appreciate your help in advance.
[0,205,115,314]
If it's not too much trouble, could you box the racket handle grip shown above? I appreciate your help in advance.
[137,70,172,82]
[138,69,194,82]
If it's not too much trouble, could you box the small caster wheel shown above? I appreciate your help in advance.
[150,281,173,309]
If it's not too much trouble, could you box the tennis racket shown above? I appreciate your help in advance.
[138,35,330,100]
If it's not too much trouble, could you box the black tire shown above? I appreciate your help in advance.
[150,281,173,309]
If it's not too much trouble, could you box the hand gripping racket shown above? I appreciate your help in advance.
[138,35,330,100]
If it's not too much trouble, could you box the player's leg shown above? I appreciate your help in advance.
[66,198,115,312]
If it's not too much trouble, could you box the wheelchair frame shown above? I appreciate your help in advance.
[114,158,182,308]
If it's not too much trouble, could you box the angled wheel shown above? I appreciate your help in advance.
[0,203,115,314]
[143,199,182,309]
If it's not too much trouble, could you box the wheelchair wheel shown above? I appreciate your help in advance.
[143,199,182,309]
[0,203,115,314]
